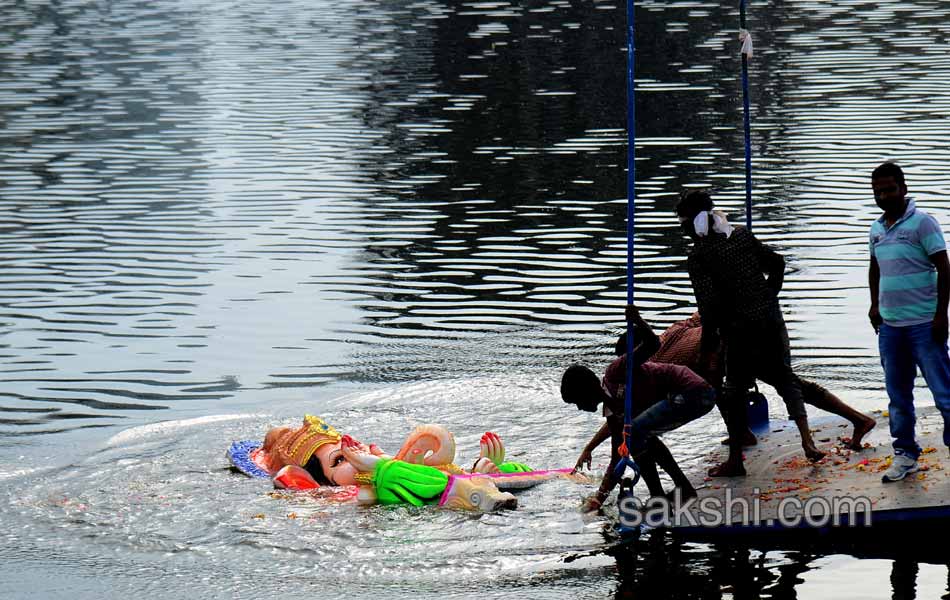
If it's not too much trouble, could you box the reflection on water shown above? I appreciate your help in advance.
[2,0,950,597]
[611,537,950,599]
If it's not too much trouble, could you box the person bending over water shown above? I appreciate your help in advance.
[561,306,716,511]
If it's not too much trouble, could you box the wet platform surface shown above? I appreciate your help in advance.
[625,409,949,533]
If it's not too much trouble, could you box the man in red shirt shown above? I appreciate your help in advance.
[561,307,716,511]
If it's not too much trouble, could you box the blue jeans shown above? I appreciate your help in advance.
[879,322,950,459]
[629,388,717,456]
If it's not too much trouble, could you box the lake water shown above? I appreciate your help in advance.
[1,0,949,597]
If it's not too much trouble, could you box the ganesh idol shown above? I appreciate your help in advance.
[228,415,572,511]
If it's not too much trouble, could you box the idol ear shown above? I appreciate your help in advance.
[393,424,456,466]
[273,465,320,491]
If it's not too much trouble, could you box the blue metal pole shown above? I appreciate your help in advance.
[615,0,640,487]
[625,0,636,337]
[740,0,753,230]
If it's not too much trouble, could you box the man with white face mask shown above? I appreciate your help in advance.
[675,190,826,477]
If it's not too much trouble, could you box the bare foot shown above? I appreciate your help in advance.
[707,461,746,477]
[847,416,876,450]
[803,444,826,463]
[720,430,758,447]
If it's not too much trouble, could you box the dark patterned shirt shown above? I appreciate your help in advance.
[687,225,785,333]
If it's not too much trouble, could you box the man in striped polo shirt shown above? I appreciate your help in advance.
[868,162,950,482]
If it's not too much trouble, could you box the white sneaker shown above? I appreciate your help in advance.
[881,454,919,483]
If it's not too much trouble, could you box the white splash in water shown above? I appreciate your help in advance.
[106,414,268,447]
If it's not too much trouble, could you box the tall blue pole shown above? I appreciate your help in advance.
[614,0,640,487]
[625,0,636,323]
[740,0,753,230]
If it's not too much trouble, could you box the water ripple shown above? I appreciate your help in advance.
[3,0,950,595]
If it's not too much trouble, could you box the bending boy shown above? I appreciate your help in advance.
[561,307,716,511]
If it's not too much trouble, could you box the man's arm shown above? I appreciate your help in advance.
[625,304,660,367]
[688,264,721,352]
[596,420,624,504]
[763,250,785,296]
[582,418,624,511]
[753,233,786,295]
[930,250,949,343]
[574,421,610,472]
[868,255,882,333]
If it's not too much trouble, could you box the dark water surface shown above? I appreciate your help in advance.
[2,0,950,597]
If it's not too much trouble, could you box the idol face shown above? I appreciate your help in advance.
[314,442,358,486]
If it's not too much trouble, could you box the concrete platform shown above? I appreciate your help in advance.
[620,409,949,540]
